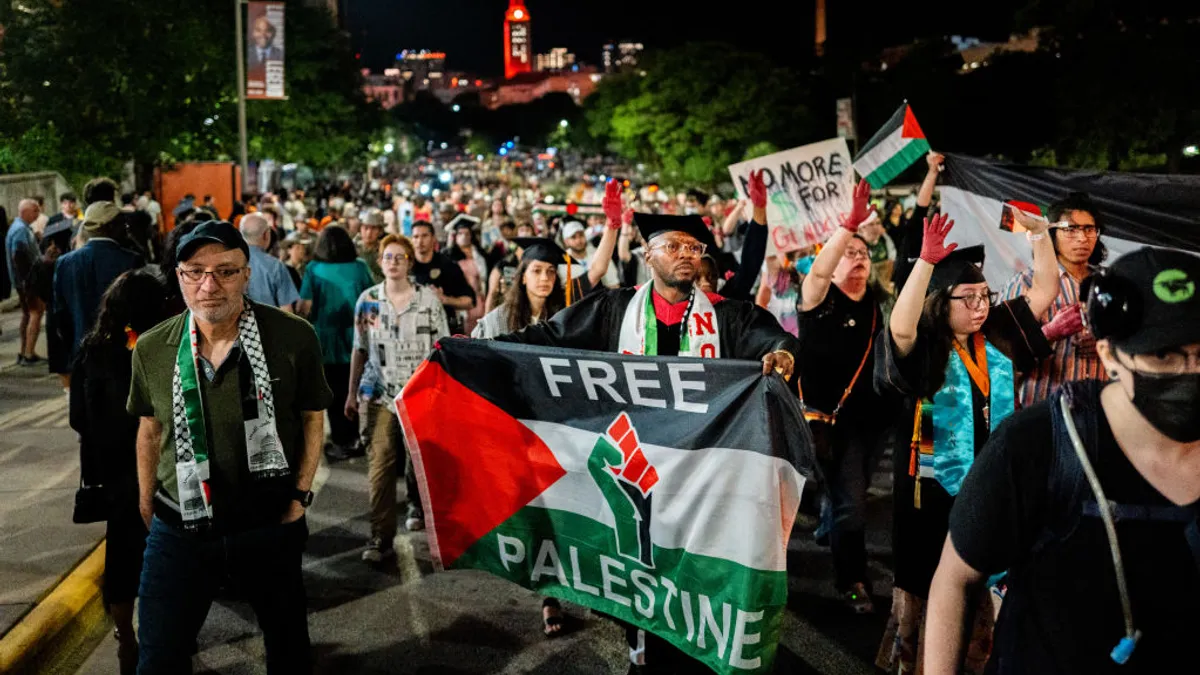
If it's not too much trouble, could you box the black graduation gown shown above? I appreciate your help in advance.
[873,296,1052,596]
[492,287,800,364]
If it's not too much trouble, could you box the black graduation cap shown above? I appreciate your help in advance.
[927,245,987,295]
[633,213,717,253]
[512,237,570,264]
[686,188,710,206]
[448,214,480,231]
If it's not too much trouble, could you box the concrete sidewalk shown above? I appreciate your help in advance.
[0,305,109,672]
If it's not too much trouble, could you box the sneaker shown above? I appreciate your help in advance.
[361,537,395,563]
[15,355,26,366]
[21,354,43,366]
[842,582,875,614]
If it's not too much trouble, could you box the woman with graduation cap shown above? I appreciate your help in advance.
[874,210,1059,673]
[472,237,569,340]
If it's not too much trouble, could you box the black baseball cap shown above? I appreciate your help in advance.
[176,220,251,263]
[1101,247,1200,354]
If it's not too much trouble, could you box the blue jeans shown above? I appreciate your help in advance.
[137,515,312,674]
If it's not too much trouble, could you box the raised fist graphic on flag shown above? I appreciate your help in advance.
[587,413,658,568]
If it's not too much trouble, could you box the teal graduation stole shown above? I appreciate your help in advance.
[923,336,1015,496]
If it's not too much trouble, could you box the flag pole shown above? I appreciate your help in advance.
[234,0,250,194]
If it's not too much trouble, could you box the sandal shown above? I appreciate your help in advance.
[542,597,566,638]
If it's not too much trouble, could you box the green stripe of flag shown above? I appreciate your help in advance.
[455,504,787,675]
[862,136,930,189]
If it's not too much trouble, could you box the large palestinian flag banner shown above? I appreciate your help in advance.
[939,153,1200,286]
[397,339,816,674]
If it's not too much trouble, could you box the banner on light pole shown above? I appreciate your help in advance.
[246,2,286,100]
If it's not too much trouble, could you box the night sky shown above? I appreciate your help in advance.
[347,0,1026,76]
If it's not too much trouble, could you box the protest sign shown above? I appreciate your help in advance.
[729,138,854,253]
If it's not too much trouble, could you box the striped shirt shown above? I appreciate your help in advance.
[1001,264,1106,406]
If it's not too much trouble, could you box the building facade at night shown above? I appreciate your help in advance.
[535,47,576,73]
[484,70,601,110]
[503,0,532,80]
[602,41,644,73]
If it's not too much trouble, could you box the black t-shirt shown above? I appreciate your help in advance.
[411,251,476,301]
[795,284,882,421]
[949,391,1200,674]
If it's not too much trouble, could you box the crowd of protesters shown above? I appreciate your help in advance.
[0,142,1196,675]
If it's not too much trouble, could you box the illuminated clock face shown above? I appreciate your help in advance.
[514,9,524,19]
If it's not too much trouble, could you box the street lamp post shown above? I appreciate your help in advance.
[234,0,250,193]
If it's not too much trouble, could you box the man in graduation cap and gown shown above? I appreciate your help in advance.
[494,210,798,372]
[494,182,798,673]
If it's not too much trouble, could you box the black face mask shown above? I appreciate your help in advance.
[1129,370,1200,443]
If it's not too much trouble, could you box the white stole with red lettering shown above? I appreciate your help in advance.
[617,283,721,358]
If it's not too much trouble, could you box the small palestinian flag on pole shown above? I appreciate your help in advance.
[397,339,817,675]
[853,103,931,189]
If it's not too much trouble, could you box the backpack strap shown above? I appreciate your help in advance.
[1034,380,1103,554]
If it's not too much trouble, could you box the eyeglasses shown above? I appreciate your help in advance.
[382,252,410,263]
[1128,348,1200,375]
[1053,223,1099,239]
[178,266,246,285]
[949,291,998,310]
[843,249,870,261]
[650,241,707,258]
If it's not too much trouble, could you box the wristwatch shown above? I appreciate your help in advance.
[292,489,314,508]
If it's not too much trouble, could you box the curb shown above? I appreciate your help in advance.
[0,540,108,674]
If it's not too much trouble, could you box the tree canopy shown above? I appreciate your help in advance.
[0,0,381,185]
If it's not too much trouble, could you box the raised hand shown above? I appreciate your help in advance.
[926,151,945,173]
[603,179,624,230]
[920,213,958,265]
[748,169,768,209]
[622,207,635,227]
[1043,304,1085,342]
[844,178,872,232]
[1009,204,1049,235]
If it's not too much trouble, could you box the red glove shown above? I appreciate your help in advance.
[603,179,624,230]
[843,179,872,233]
[920,213,958,265]
[1043,304,1084,342]
[748,169,768,209]
[622,208,635,227]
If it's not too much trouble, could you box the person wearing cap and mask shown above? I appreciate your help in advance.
[494,181,799,672]
[127,220,331,674]
[52,201,144,379]
[874,210,1058,673]
[925,247,1200,675]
